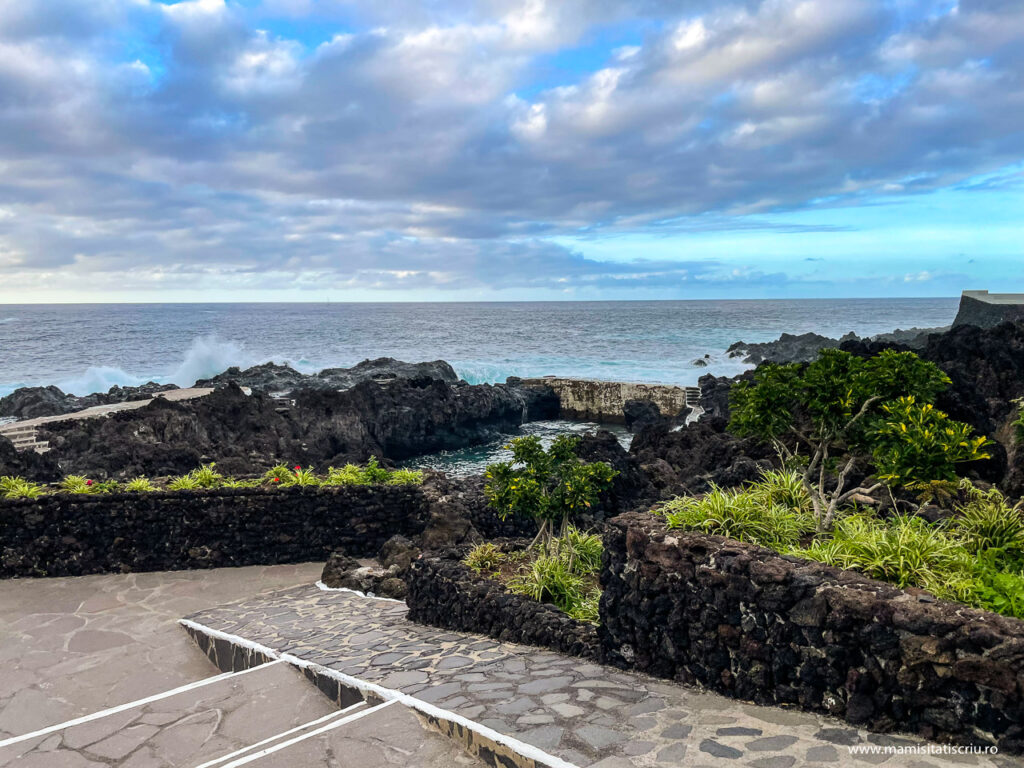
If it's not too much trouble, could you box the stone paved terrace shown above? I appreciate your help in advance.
[184,584,1024,768]
[0,565,484,767]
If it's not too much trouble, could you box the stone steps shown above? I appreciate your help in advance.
[178,584,999,768]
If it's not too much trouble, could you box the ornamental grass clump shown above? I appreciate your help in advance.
[0,476,44,499]
[662,471,815,551]
[58,475,97,494]
[465,525,604,623]
[124,477,156,492]
[170,463,224,490]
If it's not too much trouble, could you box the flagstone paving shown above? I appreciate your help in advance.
[184,584,1023,768]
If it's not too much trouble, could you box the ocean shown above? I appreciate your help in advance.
[0,299,959,398]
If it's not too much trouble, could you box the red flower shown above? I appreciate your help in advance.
[294,465,301,471]
[85,479,93,486]
[273,477,280,483]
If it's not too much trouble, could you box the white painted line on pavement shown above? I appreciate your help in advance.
[193,700,367,768]
[314,580,405,603]
[178,619,582,768]
[217,701,397,767]
[0,659,285,749]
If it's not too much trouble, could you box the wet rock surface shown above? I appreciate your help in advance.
[35,377,539,479]
[600,511,1024,754]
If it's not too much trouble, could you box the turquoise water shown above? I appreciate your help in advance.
[399,420,633,477]
[0,299,958,397]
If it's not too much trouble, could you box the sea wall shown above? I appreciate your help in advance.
[599,512,1024,753]
[0,485,429,578]
[406,549,599,659]
[516,377,696,424]
[953,290,1024,329]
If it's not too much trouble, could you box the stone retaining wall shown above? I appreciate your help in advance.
[0,485,429,578]
[406,550,599,659]
[599,511,1024,753]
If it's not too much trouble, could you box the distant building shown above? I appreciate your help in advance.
[953,290,1024,329]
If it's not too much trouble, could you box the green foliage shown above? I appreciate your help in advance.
[952,481,1024,554]
[973,553,1024,620]
[386,468,424,485]
[59,475,97,494]
[796,513,976,601]
[728,348,983,530]
[262,464,293,486]
[562,525,603,572]
[124,477,156,493]
[463,542,505,573]
[220,477,261,488]
[1014,399,1024,444]
[871,397,991,486]
[289,465,321,486]
[662,472,815,550]
[170,463,224,491]
[0,476,45,499]
[324,464,369,486]
[507,548,600,623]
[361,456,390,484]
[484,435,616,548]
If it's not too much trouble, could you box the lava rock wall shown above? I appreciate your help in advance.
[406,550,599,659]
[0,485,429,578]
[600,512,1024,754]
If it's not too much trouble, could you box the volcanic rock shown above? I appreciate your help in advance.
[195,357,459,393]
[35,377,536,480]
[0,434,61,482]
[377,535,421,572]
[0,381,180,421]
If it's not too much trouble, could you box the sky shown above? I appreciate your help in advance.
[0,0,1021,302]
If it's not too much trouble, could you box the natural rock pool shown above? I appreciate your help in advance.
[401,420,632,477]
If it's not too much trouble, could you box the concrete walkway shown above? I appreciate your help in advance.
[0,565,481,767]
[183,584,1022,768]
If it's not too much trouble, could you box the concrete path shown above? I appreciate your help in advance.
[183,584,1022,768]
[0,565,483,767]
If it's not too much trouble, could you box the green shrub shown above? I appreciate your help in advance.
[386,468,423,485]
[262,464,294,486]
[0,476,45,499]
[463,542,505,573]
[952,481,1024,555]
[485,435,616,551]
[662,473,815,550]
[729,348,985,531]
[59,475,97,494]
[170,463,224,491]
[124,477,156,493]
[324,464,369,486]
[871,397,990,486]
[973,553,1024,620]
[361,456,390,484]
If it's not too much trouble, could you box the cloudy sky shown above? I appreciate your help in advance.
[0,0,1021,302]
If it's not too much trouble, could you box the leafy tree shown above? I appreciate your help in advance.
[729,348,989,530]
[484,435,616,550]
